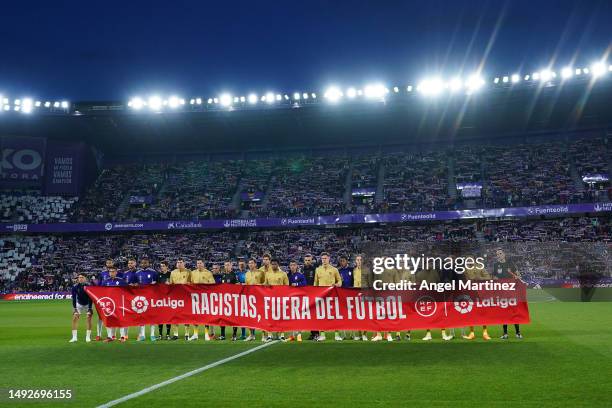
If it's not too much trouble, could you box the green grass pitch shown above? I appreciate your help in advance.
[1,294,611,407]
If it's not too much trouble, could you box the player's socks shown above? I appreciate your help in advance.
[297,333,302,342]
[69,330,78,342]
[96,320,103,337]
[334,332,343,341]
[371,333,383,342]
[86,330,92,342]
[483,331,491,340]
[422,331,432,341]
[463,331,475,340]
[362,334,369,341]
[386,333,393,342]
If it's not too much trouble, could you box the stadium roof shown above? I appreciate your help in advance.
[0,78,611,154]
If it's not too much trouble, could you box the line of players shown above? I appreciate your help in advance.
[70,250,523,343]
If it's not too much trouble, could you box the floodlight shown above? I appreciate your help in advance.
[418,78,444,96]
[35,101,41,107]
[169,96,181,108]
[130,97,144,110]
[219,94,232,107]
[148,96,162,111]
[346,87,356,98]
[502,76,509,83]
[248,94,258,104]
[302,92,309,99]
[591,62,606,77]
[561,67,572,79]
[364,84,385,98]
[448,78,462,92]
[324,86,342,102]
[22,98,33,113]
[511,74,520,83]
[265,92,275,103]
[465,75,485,92]
[293,92,301,100]
[53,101,60,108]
[196,98,202,105]
[44,101,51,107]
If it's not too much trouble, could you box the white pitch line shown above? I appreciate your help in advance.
[96,341,278,408]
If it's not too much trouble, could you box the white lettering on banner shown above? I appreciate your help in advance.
[191,293,257,318]
[1,148,42,170]
[50,156,74,186]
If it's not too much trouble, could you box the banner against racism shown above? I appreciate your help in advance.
[0,136,46,185]
[86,282,529,331]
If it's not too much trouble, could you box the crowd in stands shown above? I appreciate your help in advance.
[2,216,610,293]
[377,151,450,213]
[0,192,78,223]
[255,156,349,217]
[0,137,609,224]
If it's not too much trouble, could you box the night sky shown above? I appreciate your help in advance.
[0,0,610,101]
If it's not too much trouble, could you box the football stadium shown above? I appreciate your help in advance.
[1,2,612,407]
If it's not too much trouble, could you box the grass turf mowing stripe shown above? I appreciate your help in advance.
[96,341,278,408]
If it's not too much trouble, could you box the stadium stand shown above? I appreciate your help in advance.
[0,192,78,223]
[2,216,610,293]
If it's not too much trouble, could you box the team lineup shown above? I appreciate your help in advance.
[71,250,525,344]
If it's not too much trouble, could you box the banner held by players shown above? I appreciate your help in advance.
[86,281,529,331]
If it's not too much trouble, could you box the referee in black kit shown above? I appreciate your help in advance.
[157,261,172,339]
[492,248,523,339]
[302,254,319,340]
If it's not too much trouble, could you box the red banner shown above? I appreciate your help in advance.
[86,282,530,331]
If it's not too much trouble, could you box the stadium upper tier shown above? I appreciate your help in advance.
[1,135,609,223]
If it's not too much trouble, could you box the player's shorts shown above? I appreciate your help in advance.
[74,303,91,315]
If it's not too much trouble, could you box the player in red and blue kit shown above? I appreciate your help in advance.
[101,267,127,342]
[286,260,307,342]
[135,258,158,342]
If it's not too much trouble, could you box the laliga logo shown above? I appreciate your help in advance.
[104,223,113,231]
[131,296,149,314]
[453,294,473,314]
[223,220,230,228]
[167,222,175,229]
[281,218,288,225]
[97,297,116,317]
